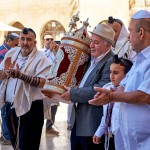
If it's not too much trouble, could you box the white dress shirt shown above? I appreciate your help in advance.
[42,47,55,65]
[95,82,120,138]
[79,50,110,88]
[115,45,150,150]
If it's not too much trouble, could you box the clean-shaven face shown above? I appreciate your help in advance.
[128,19,142,53]
[90,34,110,58]
[43,34,53,49]
[110,63,126,87]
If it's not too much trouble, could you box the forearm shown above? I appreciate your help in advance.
[70,86,96,103]
[112,90,150,104]
[18,73,46,88]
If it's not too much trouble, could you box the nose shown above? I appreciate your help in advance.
[128,33,130,41]
[90,41,94,48]
[23,39,28,45]
[110,73,114,79]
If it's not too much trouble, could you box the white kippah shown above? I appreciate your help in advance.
[10,33,19,37]
[132,10,150,19]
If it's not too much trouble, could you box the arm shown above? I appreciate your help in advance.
[19,72,46,88]
[93,105,107,144]
[0,57,16,80]
[94,105,106,137]
[89,87,150,105]
[112,90,150,104]
[5,54,50,88]
[6,68,46,88]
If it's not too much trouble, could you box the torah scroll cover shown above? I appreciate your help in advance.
[43,37,90,95]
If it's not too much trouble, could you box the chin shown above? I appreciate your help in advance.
[91,54,98,58]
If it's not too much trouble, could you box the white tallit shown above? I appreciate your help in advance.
[0,47,51,117]
[111,24,136,61]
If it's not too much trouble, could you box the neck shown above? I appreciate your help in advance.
[45,46,50,50]
[21,52,30,57]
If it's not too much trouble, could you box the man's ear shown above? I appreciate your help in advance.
[34,40,37,46]
[8,39,11,43]
[139,28,144,40]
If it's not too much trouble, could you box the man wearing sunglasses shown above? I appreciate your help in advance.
[41,33,59,136]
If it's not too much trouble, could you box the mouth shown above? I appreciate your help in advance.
[91,49,96,53]
[22,46,28,49]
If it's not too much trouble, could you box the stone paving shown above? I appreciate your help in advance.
[0,103,71,150]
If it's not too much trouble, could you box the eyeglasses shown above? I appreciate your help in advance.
[45,38,53,41]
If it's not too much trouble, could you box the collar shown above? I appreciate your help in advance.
[138,45,150,59]
[3,42,11,50]
[91,49,111,63]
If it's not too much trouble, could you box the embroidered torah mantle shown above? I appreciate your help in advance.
[43,20,91,95]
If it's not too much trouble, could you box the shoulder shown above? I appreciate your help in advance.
[102,52,114,68]
[35,50,50,62]
[0,45,5,50]
[5,47,21,56]
[104,51,114,63]
[102,82,113,90]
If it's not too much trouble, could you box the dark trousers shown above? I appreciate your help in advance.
[71,125,105,150]
[5,100,44,150]
[46,105,58,130]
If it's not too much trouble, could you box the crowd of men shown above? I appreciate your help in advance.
[0,9,150,150]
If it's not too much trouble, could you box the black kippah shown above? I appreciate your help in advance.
[108,16,115,23]
[108,16,123,26]
[21,27,36,38]
[22,28,28,34]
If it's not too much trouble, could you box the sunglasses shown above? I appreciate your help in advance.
[45,38,53,41]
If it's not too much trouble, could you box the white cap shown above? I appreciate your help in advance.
[10,33,19,38]
[132,10,150,19]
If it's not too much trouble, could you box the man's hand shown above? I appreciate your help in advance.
[60,86,71,101]
[88,87,113,105]
[93,135,101,144]
[50,41,59,51]
[5,63,20,78]
[4,57,16,70]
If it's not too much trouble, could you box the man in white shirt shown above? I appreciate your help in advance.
[41,33,59,136]
[89,10,150,150]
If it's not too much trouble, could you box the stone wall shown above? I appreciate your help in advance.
[129,0,150,16]
[0,0,149,48]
